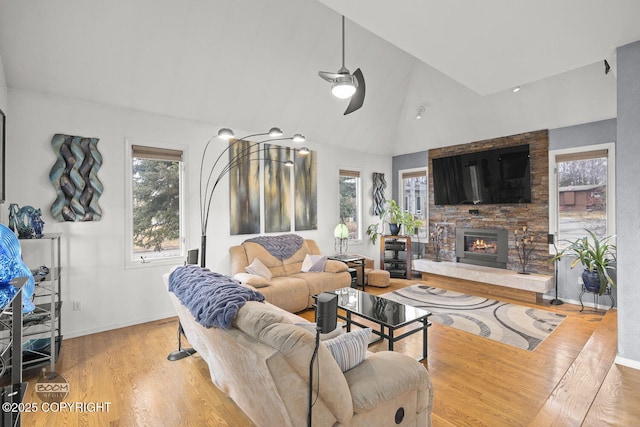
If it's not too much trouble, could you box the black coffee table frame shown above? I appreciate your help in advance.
[317,288,431,361]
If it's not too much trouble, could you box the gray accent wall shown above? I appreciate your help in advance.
[616,40,640,363]
[391,151,428,202]
[548,119,617,304]
[0,52,7,112]
[549,119,616,150]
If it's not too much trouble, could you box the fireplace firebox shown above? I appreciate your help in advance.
[455,228,508,269]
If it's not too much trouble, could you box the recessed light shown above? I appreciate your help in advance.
[513,86,521,93]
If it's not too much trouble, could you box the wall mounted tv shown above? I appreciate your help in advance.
[432,144,531,205]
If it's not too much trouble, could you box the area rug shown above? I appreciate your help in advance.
[381,284,566,351]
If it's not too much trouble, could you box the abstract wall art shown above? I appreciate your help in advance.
[294,149,317,231]
[229,139,260,235]
[264,144,291,233]
[49,133,103,222]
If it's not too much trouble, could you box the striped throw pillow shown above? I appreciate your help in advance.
[323,328,371,372]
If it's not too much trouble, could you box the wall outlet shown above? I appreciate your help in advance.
[73,300,81,311]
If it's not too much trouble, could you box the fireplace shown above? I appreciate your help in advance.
[456,228,508,269]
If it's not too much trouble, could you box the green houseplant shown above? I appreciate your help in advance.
[552,229,616,295]
[366,200,415,244]
[384,200,405,235]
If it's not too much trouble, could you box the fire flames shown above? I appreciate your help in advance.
[473,239,486,249]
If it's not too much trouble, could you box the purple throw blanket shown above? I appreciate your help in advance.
[168,265,265,329]
[244,234,304,259]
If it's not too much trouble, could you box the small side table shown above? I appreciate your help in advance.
[579,282,615,312]
[327,254,366,291]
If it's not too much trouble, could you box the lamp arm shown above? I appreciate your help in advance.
[199,137,215,232]
[200,132,267,230]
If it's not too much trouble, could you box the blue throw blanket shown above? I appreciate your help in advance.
[168,265,265,329]
[244,234,304,259]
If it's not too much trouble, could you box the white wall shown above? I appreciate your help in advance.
[7,89,390,338]
[393,59,617,155]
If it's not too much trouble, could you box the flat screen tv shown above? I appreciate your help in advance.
[432,144,531,205]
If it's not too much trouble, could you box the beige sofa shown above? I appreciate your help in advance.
[230,238,352,312]
[164,269,434,427]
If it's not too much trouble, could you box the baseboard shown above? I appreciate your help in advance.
[62,312,177,339]
[542,294,614,310]
[615,355,640,371]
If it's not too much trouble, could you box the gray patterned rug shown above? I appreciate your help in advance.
[382,284,566,351]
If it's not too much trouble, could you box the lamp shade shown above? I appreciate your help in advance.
[334,223,349,239]
[268,127,283,137]
[217,128,234,139]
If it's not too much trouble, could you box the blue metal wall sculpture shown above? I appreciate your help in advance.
[49,134,103,222]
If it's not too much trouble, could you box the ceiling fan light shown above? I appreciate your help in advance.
[332,81,357,99]
[217,128,234,140]
[292,133,306,143]
[268,127,283,137]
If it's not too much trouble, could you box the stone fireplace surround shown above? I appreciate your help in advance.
[427,129,552,276]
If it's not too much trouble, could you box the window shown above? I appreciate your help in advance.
[550,143,615,248]
[400,168,428,237]
[128,143,185,265]
[339,169,361,240]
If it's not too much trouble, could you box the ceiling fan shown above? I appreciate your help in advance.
[318,16,365,115]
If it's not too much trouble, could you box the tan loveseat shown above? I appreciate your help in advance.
[164,269,434,427]
[230,238,352,312]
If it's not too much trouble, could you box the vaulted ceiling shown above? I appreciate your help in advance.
[1,0,638,155]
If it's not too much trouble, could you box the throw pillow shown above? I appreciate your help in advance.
[301,254,327,272]
[245,258,273,280]
[232,272,270,288]
[323,328,371,372]
[294,321,345,340]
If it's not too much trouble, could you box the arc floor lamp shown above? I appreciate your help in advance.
[199,127,306,267]
[168,126,306,361]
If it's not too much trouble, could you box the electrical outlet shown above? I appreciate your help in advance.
[73,300,81,311]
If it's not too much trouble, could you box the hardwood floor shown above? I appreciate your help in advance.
[18,277,640,426]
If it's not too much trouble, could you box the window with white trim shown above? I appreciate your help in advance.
[399,168,428,237]
[339,169,361,240]
[128,144,185,264]
[550,143,615,248]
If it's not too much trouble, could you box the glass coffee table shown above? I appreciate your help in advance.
[320,287,431,361]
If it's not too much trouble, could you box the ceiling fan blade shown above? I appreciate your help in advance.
[344,68,365,115]
[318,71,341,83]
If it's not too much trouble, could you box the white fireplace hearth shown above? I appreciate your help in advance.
[412,259,553,303]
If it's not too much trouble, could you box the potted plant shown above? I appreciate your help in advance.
[366,200,413,244]
[384,200,405,235]
[552,229,616,295]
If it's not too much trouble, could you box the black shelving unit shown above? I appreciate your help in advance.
[379,235,412,279]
